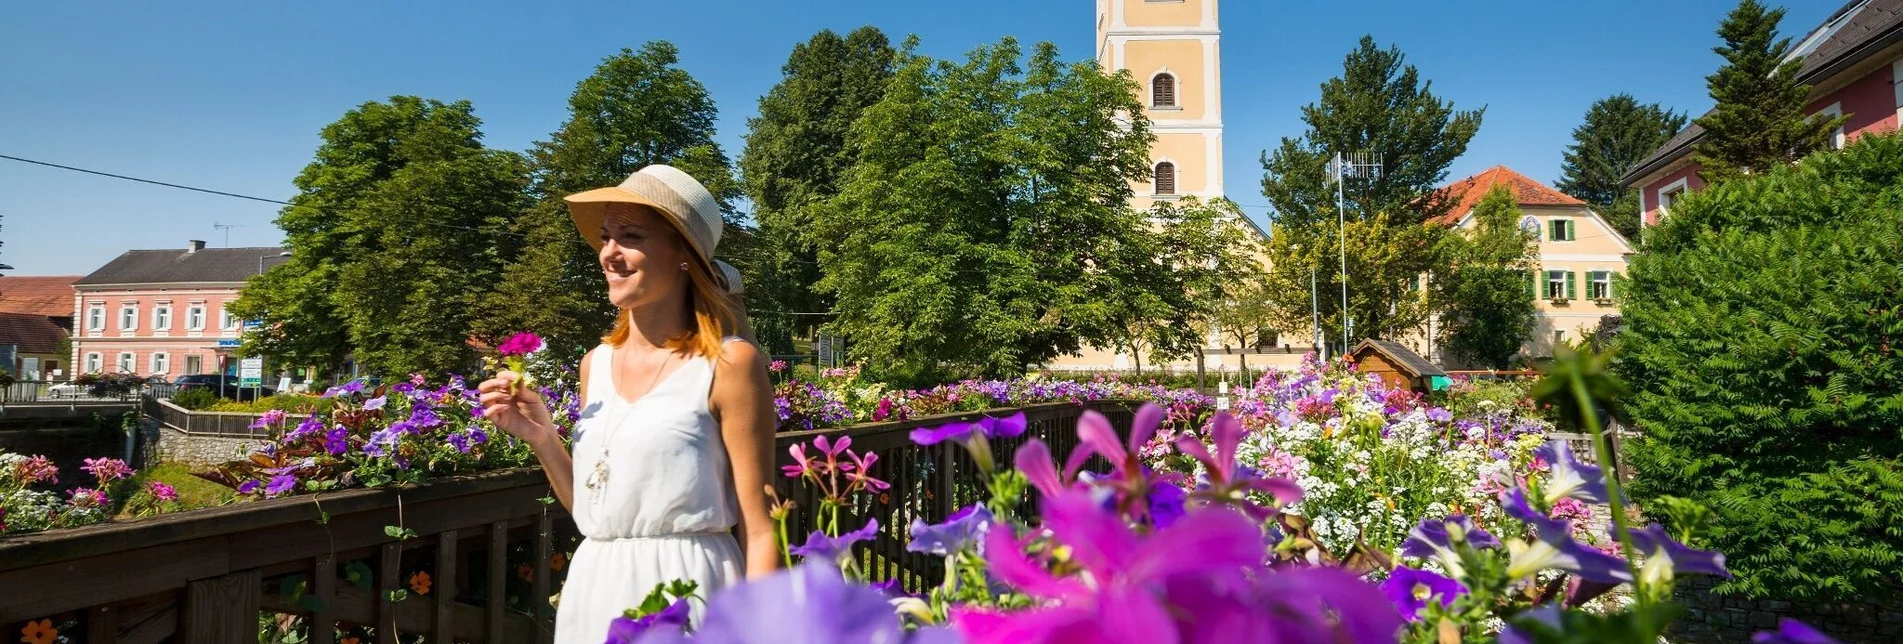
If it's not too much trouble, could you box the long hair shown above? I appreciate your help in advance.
[602,247,739,361]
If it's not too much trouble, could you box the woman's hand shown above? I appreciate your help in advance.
[477,370,555,443]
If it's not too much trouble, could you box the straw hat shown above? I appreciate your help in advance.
[565,164,724,279]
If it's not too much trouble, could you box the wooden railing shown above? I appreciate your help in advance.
[142,397,269,437]
[0,400,1132,643]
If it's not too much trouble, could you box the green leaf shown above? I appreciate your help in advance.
[384,525,417,540]
[343,561,373,590]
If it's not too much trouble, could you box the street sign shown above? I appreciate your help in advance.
[216,339,242,348]
[242,319,264,330]
[239,358,264,387]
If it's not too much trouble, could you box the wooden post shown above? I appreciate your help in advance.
[486,521,507,643]
[434,530,458,641]
[183,569,260,644]
[86,604,116,642]
[311,554,336,644]
[533,511,554,644]
[378,543,400,644]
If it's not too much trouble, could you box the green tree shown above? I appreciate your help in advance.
[1555,94,1686,240]
[740,27,896,349]
[481,43,741,361]
[814,38,1154,385]
[1153,198,1267,370]
[1262,217,1442,354]
[235,96,530,377]
[1432,185,1538,368]
[1622,132,1903,602]
[1259,36,1481,347]
[1692,0,1848,184]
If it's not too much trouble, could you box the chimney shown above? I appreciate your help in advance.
[187,240,206,254]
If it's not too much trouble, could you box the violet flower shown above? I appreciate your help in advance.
[322,426,350,456]
[789,519,879,564]
[286,414,324,441]
[1536,440,1609,504]
[149,481,179,503]
[363,395,387,411]
[1628,523,1730,585]
[251,409,289,429]
[81,457,133,484]
[1501,489,1631,584]
[635,565,959,644]
[237,479,260,495]
[446,431,471,454]
[910,505,994,556]
[604,598,691,643]
[265,473,298,498]
[1381,566,1467,622]
[410,406,443,428]
[1498,604,1564,644]
[1753,618,1841,644]
[1401,515,1500,580]
[909,412,1027,473]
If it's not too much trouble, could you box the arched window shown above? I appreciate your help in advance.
[1154,162,1177,195]
[1151,73,1177,108]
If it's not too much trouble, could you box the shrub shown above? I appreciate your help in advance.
[170,387,219,410]
[203,394,334,415]
[1619,132,1903,601]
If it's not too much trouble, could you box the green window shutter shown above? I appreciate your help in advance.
[1527,270,1538,298]
[1566,271,1577,299]
[1568,220,1577,240]
[1549,220,1560,240]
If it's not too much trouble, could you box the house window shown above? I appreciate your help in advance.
[1657,177,1690,217]
[1549,219,1575,242]
[85,353,102,373]
[1553,330,1567,347]
[119,305,138,331]
[1587,271,1613,300]
[221,305,238,331]
[184,355,203,375]
[153,305,172,331]
[1151,73,1177,108]
[87,305,105,331]
[117,353,135,373]
[151,352,169,375]
[187,305,206,331]
[1154,162,1177,195]
[1545,270,1573,300]
[1817,102,1846,150]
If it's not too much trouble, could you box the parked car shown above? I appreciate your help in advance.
[45,382,82,399]
[171,374,275,399]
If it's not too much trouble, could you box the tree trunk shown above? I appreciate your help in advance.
[1195,348,1206,390]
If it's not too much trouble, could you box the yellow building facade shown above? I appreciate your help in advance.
[1096,0,1225,210]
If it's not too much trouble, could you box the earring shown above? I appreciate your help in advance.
[680,263,689,271]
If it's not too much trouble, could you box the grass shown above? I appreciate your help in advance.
[122,462,238,515]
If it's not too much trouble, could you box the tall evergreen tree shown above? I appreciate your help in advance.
[1692,0,1847,183]
[740,27,895,348]
[1432,185,1539,368]
[480,43,740,362]
[235,97,530,376]
[1555,94,1686,240]
[814,38,1154,385]
[1258,36,1481,347]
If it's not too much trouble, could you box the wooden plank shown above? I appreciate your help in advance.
[227,485,556,571]
[433,530,457,642]
[117,595,178,644]
[486,521,507,643]
[0,538,228,621]
[183,569,260,644]
[262,578,540,642]
[87,603,118,642]
[533,510,553,644]
[377,542,400,644]
[311,554,336,644]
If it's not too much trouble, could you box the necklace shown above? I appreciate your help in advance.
[584,348,676,504]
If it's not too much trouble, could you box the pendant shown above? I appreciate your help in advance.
[586,456,609,492]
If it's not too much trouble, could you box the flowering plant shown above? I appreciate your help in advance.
[490,332,544,394]
[1,451,138,534]
[213,373,579,498]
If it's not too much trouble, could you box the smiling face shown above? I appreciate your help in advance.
[598,202,692,312]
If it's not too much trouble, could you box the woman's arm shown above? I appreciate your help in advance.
[711,338,780,578]
[477,352,580,511]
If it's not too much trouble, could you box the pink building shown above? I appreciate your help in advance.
[1623,1,1903,225]
[70,241,287,378]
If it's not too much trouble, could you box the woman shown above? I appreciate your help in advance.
[476,164,779,642]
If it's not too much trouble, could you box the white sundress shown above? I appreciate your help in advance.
[554,341,744,643]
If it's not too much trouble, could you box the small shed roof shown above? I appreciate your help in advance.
[1350,339,1445,379]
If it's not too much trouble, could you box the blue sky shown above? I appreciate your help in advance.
[0,0,1834,276]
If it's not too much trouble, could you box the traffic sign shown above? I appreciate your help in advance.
[239,358,264,387]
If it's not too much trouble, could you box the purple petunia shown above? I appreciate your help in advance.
[446,431,471,454]
[604,598,691,643]
[362,395,387,411]
[1401,515,1500,580]
[237,479,261,495]
[1174,411,1302,521]
[250,409,289,429]
[1628,523,1730,585]
[322,426,350,455]
[1425,407,1454,423]
[1537,440,1610,504]
[633,565,957,644]
[265,473,298,498]
[410,406,442,428]
[1381,566,1467,622]
[1753,618,1841,644]
[286,414,324,441]
[908,505,994,556]
[1501,489,1631,584]
[790,520,880,564]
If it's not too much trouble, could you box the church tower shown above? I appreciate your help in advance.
[1096,0,1224,210]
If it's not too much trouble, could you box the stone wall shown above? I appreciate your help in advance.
[1670,576,1902,643]
[149,424,263,468]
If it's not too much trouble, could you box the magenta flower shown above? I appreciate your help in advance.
[67,487,108,509]
[1013,438,1082,499]
[496,332,543,357]
[250,409,289,429]
[1753,618,1841,644]
[149,481,179,503]
[768,360,787,373]
[843,450,889,493]
[1172,411,1302,519]
[1380,566,1467,622]
[782,442,817,478]
[13,455,58,485]
[81,457,133,484]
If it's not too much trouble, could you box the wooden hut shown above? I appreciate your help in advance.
[1349,339,1448,393]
